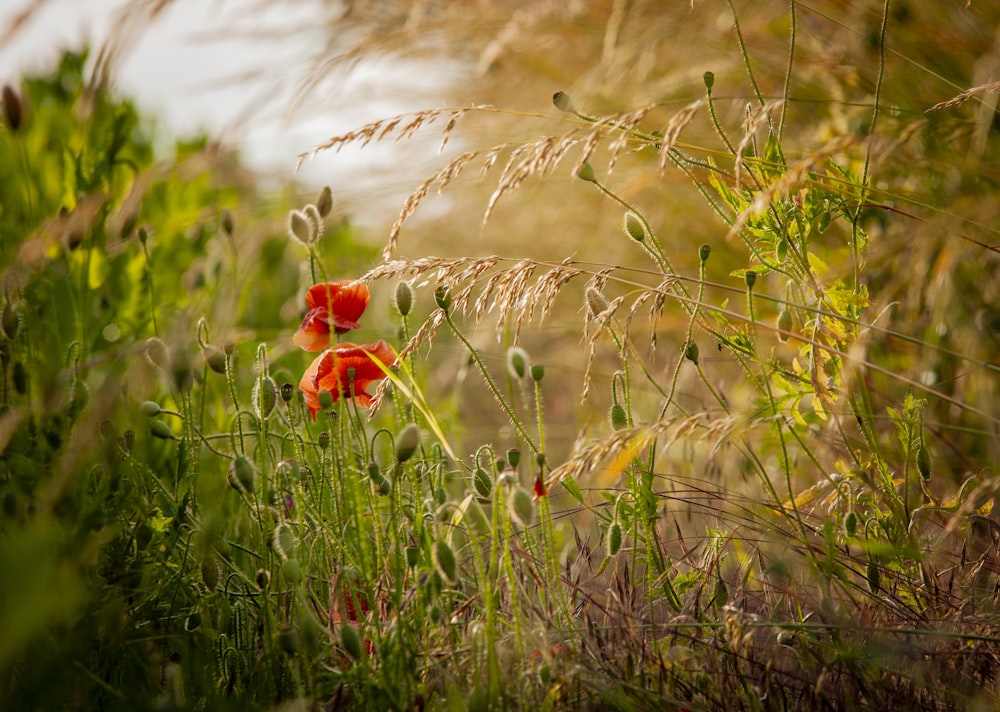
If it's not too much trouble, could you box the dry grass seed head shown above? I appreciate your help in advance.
[657,99,705,173]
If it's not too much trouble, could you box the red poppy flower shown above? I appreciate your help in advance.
[293,280,370,351]
[299,340,396,418]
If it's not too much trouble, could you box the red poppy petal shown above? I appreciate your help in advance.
[293,309,332,351]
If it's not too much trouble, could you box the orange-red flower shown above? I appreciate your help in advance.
[293,280,370,351]
[299,340,396,418]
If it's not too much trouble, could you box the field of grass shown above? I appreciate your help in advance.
[2,2,999,710]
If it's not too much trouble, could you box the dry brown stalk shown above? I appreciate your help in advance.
[926,81,1000,113]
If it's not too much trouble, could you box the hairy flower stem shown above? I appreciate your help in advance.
[443,311,539,454]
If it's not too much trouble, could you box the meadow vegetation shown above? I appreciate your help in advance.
[1,1,999,710]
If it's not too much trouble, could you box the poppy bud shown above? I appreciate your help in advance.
[150,420,174,439]
[2,84,22,132]
[394,281,413,317]
[585,286,610,317]
[917,445,931,481]
[395,423,421,463]
[202,345,227,374]
[255,568,271,590]
[317,431,331,449]
[776,308,793,342]
[278,627,300,655]
[316,185,333,217]
[624,212,645,242]
[474,468,492,500]
[228,455,256,493]
[376,476,392,496]
[866,558,880,593]
[274,523,296,559]
[145,338,170,370]
[610,403,628,430]
[200,556,219,590]
[576,162,597,183]
[280,382,295,402]
[509,486,534,527]
[367,462,381,482]
[434,286,451,311]
[282,558,302,584]
[744,270,757,290]
[506,448,521,469]
[552,91,576,113]
[530,364,545,382]
[220,208,234,236]
[287,209,313,245]
[318,390,334,409]
[340,623,363,659]
[139,400,162,417]
[699,244,711,263]
[703,71,715,91]
[843,511,857,538]
[253,377,277,418]
[684,340,699,364]
[303,204,324,241]
[433,540,458,584]
[2,301,19,340]
[507,347,529,379]
[606,521,623,556]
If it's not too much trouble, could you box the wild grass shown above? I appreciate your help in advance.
[2,1,1000,710]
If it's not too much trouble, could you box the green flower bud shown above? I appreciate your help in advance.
[280,382,295,402]
[405,546,420,567]
[316,185,334,217]
[394,281,413,317]
[376,475,392,496]
[433,540,458,584]
[395,423,421,463]
[287,209,313,245]
[317,430,331,449]
[624,212,645,242]
[2,301,19,340]
[282,558,302,584]
[744,270,757,290]
[585,286,610,317]
[303,204,324,241]
[576,162,597,183]
[200,556,219,591]
[552,91,576,113]
[843,511,858,538]
[434,286,451,311]
[684,340,699,364]
[606,521,623,556]
[776,308,793,342]
[228,455,256,493]
[610,403,628,430]
[530,364,545,382]
[318,390,334,409]
[474,468,493,500]
[255,568,270,590]
[203,345,227,374]
[509,486,534,527]
[866,558,880,593]
[506,448,521,469]
[150,420,174,439]
[917,446,931,481]
[507,347,529,379]
[278,627,300,655]
[703,71,715,91]
[367,462,381,482]
[139,400,162,417]
[699,244,711,263]
[274,523,296,559]
[144,338,170,370]
[253,377,277,418]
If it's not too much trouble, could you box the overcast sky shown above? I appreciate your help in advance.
[1,1,459,215]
